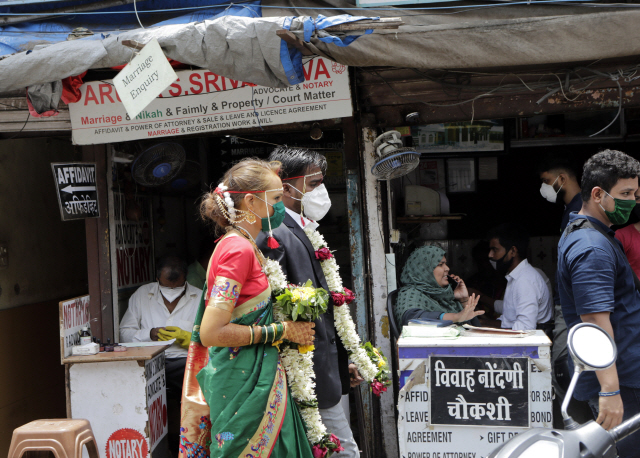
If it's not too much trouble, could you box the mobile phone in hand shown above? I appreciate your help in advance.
[447,275,459,290]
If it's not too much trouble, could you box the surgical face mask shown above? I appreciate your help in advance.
[159,283,185,302]
[599,189,636,225]
[489,260,497,270]
[289,183,332,221]
[540,176,563,204]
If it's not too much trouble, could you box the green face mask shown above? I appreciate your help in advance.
[254,196,286,232]
[600,189,636,225]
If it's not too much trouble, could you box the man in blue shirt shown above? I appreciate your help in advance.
[538,156,588,425]
[557,149,640,457]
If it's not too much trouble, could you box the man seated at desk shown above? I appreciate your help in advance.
[120,255,201,453]
[478,223,554,332]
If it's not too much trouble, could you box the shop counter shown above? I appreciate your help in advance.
[63,346,170,458]
[397,331,552,458]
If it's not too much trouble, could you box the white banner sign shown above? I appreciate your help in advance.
[145,352,168,452]
[59,295,91,360]
[68,58,352,145]
[113,38,178,120]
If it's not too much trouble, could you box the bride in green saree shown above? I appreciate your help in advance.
[179,159,316,458]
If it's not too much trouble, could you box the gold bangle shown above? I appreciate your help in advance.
[282,321,288,341]
[249,326,254,345]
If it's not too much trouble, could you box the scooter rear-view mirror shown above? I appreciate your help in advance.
[488,323,622,458]
[562,323,617,429]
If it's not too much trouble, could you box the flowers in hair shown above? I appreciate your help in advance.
[218,183,236,220]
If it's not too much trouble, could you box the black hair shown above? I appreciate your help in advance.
[487,223,529,259]
[156,256,188,282]
[581,149,640,202]
[268,146,327,179]
[536,155,579,180]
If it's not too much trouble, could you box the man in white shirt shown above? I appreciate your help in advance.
[120,256,201,453]
[486,223,553,331]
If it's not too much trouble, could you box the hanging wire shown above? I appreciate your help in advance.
[6,112,30,139]
[0,0,613,18]
[133,0,145,28]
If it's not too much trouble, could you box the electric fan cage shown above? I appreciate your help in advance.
[131,143,186,187]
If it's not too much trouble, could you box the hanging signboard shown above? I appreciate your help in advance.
[51,162,99,220]
[68,57,352,145]
[430,356,530,427]
[59,294,91,361]
[145,352,168,451]
[113,38,178,120]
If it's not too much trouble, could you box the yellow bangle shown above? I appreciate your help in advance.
[249,326,254,345]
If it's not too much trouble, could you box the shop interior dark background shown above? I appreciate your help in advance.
[440,142,640,240]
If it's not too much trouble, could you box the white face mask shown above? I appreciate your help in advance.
[159,283,185,302]
[489,260,497,270]
[540,176,563,203]
[289,183,332,221]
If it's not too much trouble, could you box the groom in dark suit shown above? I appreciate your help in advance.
[257,146,362,458]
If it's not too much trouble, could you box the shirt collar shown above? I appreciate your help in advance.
[569,213,615,236]
[506,258,529,280]
[285,207,319,231]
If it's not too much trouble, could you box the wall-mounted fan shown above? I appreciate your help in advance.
[131,143,186,187]
[161,160,202,194]
[371,130,420,180]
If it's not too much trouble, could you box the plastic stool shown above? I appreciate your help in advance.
[7,419,99,458]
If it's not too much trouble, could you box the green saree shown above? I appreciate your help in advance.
[179,282,313,458]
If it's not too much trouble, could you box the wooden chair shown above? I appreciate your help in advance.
[7,419,99,458]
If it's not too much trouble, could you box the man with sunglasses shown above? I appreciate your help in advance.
[257,146,361,458]
[557,150,640,458]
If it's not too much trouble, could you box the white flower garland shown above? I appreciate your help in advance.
[304,227,379,383]
[264,259,327,445]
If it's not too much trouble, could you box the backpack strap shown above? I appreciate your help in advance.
[566,218,640,293]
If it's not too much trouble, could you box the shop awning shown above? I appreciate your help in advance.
[266,0,640,72]
[2,0,640,92]
[0,13,376,91]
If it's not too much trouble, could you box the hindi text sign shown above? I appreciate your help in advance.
[430,356,530,427]
[51,162,99,221]
[113,38,178,120]
[68,58,352,145]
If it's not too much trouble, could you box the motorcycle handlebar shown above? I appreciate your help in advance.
[610,412,640,443]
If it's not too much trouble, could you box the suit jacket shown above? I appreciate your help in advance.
[257,213,350,409]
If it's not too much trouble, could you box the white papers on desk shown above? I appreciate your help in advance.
[461,324,536,338]
[401,326,460,339]
[119,339,176,347]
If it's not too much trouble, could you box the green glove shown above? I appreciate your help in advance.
[158,326,192,349]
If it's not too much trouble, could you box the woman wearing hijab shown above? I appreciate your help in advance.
[394,245,484,328]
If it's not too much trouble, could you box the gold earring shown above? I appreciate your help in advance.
[247,212,257,224]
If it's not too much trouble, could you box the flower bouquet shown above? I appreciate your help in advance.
[362,342,392,396]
